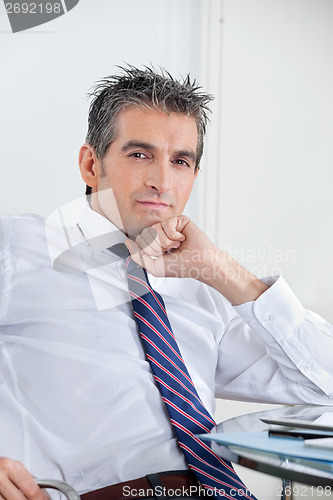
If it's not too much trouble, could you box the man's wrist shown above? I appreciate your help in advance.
[198,249,269,305]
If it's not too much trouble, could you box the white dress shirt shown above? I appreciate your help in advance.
[0,201,333,496]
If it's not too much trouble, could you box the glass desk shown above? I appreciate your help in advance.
[35,406,333,500]
[210,405,333,499]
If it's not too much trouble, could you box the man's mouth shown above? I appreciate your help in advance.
[137,200,170,210]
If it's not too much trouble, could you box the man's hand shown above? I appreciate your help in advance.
[125,216,268,305]
[0,458,48,500]
[125,215,213,279]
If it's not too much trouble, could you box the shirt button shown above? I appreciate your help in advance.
[263,314,271,321]
[305,364,312,372]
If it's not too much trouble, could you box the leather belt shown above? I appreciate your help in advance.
[80,470,201,500]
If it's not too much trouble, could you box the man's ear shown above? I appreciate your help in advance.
[78,143,100,189]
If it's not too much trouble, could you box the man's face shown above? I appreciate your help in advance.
[90,107,198,238]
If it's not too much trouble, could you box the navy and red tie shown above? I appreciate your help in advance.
[125,256,257,500]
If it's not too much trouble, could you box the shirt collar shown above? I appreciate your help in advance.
[77,204,127,255]
[46,198,127,272]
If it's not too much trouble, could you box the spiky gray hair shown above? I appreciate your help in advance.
[85,65,213,194]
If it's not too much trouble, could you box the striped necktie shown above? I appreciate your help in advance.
[125,255,257,500]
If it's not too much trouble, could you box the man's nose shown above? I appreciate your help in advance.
[145,160,171,193]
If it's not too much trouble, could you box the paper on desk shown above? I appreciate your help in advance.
[198,431,333,465]
[314,413,333,426]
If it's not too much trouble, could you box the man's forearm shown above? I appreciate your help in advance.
[197,249,269,306]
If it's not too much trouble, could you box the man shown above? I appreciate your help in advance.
[0,66,332,500]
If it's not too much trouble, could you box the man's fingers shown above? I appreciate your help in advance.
[0,475,26,500]
[126,215,192,272]
[125,239,145,266]
[0,458,46,500]
[148,226,180,250]
[168,215,190,236]
[161,217,189,241]
[21,481,48,500]
[135,225,181,256]
[125,239,166,276]
[135,234,163,257]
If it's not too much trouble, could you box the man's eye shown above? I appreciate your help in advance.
[173,159,190,167]
[129,152,147,159]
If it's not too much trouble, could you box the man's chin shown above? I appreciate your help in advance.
[125,224,154,240]
[125,216,167,240]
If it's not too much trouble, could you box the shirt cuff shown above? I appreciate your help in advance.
[233,276,305,344]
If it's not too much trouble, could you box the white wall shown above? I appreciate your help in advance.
[217,0,333,322]
[212,2,333,497]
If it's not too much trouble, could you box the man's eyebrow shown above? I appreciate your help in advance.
[121,140,156,153]
[174,150,197,164]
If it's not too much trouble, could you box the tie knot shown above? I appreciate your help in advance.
[108,243,130,260]
[108,242,145,276]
